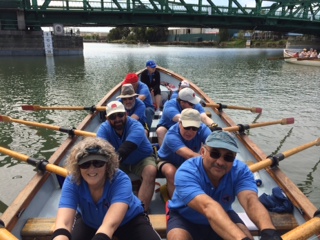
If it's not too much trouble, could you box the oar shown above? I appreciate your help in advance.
[249,137,320,173]
[0,146,68,177]
[21,105,106,112]
[201,102,262,113]
[297,57,319,61]
[267,56,294,60]
[0,229,18,240]
[223,118,294,133]
[282,212,320,240]
[0,219,18,240]
[0,115,96,138]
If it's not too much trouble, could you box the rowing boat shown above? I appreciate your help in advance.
[0,66,320,239]
[283,49,320,67]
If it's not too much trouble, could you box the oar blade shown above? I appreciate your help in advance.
[21,105,40,111]
[281,118,294,125]
[252,107,262,113]
[0,115,12,123]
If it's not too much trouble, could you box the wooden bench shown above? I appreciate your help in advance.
[21,212,297,239]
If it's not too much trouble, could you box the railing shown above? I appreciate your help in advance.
[22,0,320,22]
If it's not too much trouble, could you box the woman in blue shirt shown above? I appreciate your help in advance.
[52,137,161,240]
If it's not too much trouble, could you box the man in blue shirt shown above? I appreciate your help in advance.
[167,131,282,240]
[170,80,190,99]
[156,87,218,146]
[97,101,157,212]
[123,73,155,131]
[140,60,162,113]
[117,83,148,135]
[157,108,211,199]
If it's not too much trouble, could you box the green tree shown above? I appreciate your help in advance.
[108,27,130,41]
[146,27,169,42]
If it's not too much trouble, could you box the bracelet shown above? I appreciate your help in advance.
[51,228,71,240]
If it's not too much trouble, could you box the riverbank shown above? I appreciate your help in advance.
[85,39,287,48]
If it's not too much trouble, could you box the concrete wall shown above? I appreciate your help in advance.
[0,30,83,56]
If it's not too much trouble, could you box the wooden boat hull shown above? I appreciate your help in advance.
[283,49,320,66]
[1,67,318,239]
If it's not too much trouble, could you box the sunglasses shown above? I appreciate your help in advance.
[79,160,106,169]
[183,126,199,131]
[204,147,235,162]
[184,101,194,107]
[122,97,134,101]
[108,112,125,120]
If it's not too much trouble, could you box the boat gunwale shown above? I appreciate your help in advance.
[1,67,317,234]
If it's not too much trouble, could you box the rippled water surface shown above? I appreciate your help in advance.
[0,44,319,214]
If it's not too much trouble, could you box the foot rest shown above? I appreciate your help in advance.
[21,212,297,239]
[21,214,167,240]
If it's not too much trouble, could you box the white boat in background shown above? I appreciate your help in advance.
[0,66,320,239]
[283,49,320,67]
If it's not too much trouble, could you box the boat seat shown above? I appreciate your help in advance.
[21,212,297,239]
[21,215,167,240]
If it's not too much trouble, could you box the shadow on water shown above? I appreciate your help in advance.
[269,127,294,156]
[297,157,320,197]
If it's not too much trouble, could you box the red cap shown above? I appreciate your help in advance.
[123,73,139,84]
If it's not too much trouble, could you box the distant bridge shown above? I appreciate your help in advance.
[1,0,320,35]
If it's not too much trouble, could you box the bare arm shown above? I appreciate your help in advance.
[130,113,139,120]
[138,95,146,101]
[238,190,276,231]
[188,194,247,239]
[176,146,200,160]
[96,202,128,238]
[200,113,215,126]
[53,208,76,240]
[172,114,181,123]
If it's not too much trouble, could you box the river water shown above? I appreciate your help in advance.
[0,43,319,215]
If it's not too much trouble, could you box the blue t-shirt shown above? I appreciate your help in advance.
[137,82,154,108]
[59,170,144,229]
[169,157,257,225]
[158,123,211,167]
[157,98,205,129]
[119,98,146,127]
[96,117,153,165]
[170,91,178,99]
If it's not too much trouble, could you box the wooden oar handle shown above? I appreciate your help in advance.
[249,138,320,172]
[223,118,294,132]
[202,102,262,113]
[22,105,106,112]
[0,115,96,138]
[45,164,68,178]
[0,147,68,177]
[11,118,60,131]
[282,217,320,240]
[73,130,96,137]
[249,159,273,173]
[0,229,18,240]
[0,147,29,162]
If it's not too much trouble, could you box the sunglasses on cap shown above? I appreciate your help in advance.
[79,160,106,169]
[108,112,125,120]
[204,146,235,162]
[183,126,199,131]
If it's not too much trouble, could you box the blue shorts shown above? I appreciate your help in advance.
[167,209,244,240]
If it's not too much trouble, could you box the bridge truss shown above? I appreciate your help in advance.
[0,0,320,35]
